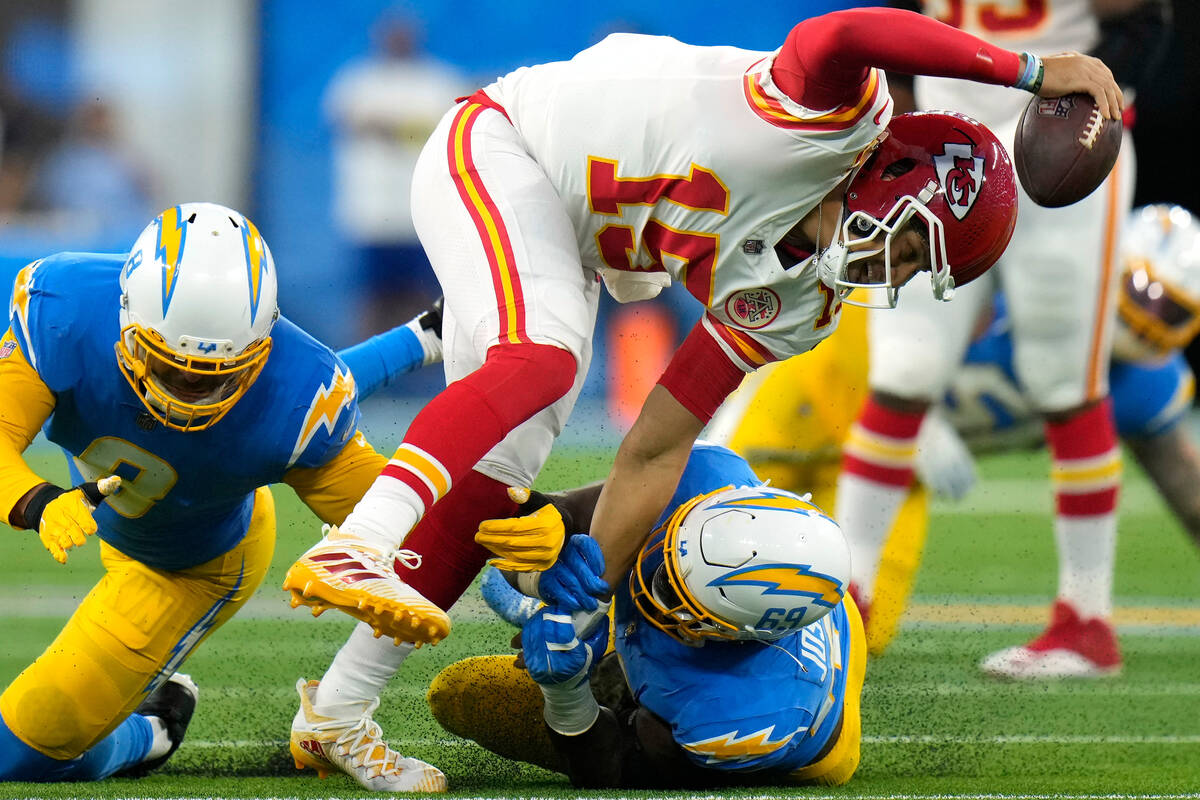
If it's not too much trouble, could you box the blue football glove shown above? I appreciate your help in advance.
[522,604,610,687]
[537,534,610,611]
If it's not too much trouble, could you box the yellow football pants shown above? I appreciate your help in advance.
[427,594,868,785]
[787,592,867,786]
[0,487,276,760]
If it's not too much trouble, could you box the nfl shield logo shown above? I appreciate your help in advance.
[0,340,16,359]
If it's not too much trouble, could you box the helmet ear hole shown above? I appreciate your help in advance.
[881,157,918,181]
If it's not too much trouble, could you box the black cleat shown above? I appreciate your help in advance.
[116,673,199,778]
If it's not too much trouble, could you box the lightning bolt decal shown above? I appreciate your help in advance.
[681,724,802,764]
[709,494,825,515]
[143,562,242,695]
[241,215,269,323]
[156,206,188,316]
[708,563,844,608]
[288,365,357,467]
[9,260,40,368]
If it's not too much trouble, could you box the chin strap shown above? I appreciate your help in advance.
[815,241,849,295]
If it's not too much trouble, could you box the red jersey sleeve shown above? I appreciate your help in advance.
[658,317,768,424]
[772,8,1022,111]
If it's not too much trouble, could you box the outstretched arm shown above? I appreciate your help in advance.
[590,321,748,589]
[336,298,443,399]
[774,8,1122,118]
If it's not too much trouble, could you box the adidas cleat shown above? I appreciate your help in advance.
[283,526,450,644]
[290,679,447,792]
[980,600,1122,679]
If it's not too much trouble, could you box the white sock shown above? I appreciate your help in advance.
[339,476,423,550]
[1055,514,1117,620]
[313,622,414,717]
[144,716,171,760]
[836,473,910,601]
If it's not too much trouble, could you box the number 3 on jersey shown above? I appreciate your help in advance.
[588,157,729,304]
[73,437,178,518]
[926,0,1047,33]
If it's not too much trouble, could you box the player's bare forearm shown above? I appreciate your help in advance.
[590,386,705,589]
[543,482,605,534]
[1125,429,1200,549]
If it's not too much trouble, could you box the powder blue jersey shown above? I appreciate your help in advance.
[614,443,853,774]
[946,294,1193,440]
[8,253,366,570]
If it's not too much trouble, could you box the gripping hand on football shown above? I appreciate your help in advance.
[536,534,610,611]
[26,476,122,564]
[1038,52,1123,120]
[474,488,566,572]
[522,603,610,688]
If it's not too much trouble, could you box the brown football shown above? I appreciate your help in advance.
[1014,93,1122,208]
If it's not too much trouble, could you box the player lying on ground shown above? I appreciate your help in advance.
[280,8,1123,788]
[0,203,442,785]
[833,0,1170,681]
[712,203,1200,660]
[428,442,865,788]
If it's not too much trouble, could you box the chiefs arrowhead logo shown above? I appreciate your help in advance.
[933,142,985,221]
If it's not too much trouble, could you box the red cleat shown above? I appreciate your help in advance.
[980,599,1122,679]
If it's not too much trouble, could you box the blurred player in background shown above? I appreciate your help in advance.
[934,204,1200,541]
[0,202,443,786]
[282,10,1122,786]
[428,443,866,788]
[712,202,1200,657]
[835,0,1169,680]
[325,10,471,331]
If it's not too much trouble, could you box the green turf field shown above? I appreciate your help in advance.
[1,442,1198,799]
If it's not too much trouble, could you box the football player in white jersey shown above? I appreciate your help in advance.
[836,0,1169,680]
[279,9,1122,787]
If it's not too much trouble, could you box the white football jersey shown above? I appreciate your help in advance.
[483,33,892,365]
[916,0,1099,133]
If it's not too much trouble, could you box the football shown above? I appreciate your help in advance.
[1014,93,1122,208]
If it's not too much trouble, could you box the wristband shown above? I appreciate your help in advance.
[1014,52,1044,93]
[540,680,601,736]
[16,484,67,530]
[516,570,541,598]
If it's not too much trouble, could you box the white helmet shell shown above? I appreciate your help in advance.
[120,202,278,358]
[1116,204,1200,356]
[1123,204,1200,299]
[116,203,279,431]
[632,485,851,644]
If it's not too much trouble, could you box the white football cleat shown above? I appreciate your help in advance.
[290,679,447,793]
[283,525,450,645]
[980,600,1122,679]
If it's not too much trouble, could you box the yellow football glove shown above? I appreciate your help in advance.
[26,476,122,564]
[475,489,566,572]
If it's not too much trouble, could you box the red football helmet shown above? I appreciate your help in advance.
[819,111,1018,307]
